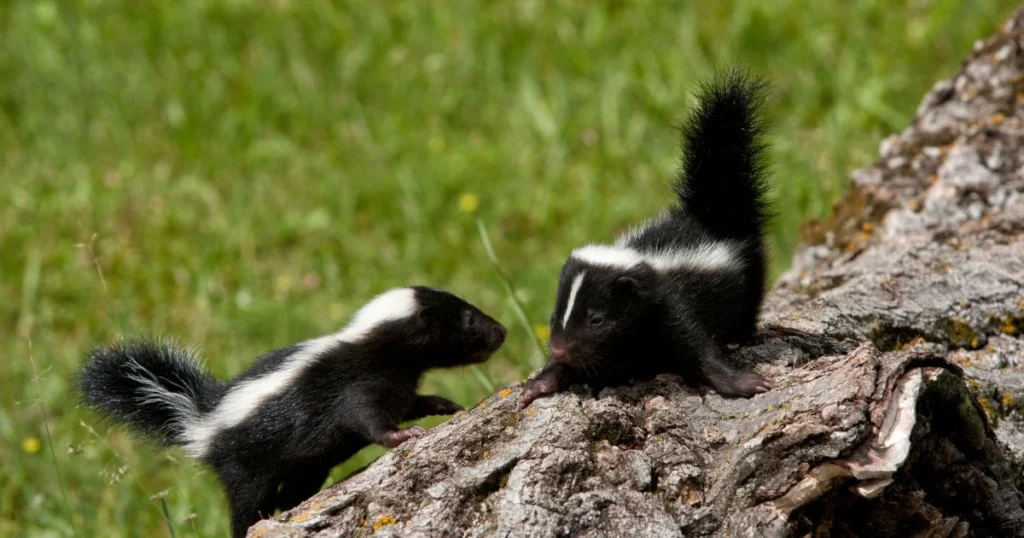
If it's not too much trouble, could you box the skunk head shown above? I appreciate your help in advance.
[339,287,506,369]
[407,287,507,368]
[548,246,659,368]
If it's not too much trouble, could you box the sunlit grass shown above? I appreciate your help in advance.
[2,1,1018,535]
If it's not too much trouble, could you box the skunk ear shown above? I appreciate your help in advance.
[615,276,643,296]
[417,305,435,320]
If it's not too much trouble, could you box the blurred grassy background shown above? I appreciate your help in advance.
[1,0,1018,536]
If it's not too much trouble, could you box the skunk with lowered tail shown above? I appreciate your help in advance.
[79,287,506,538]
[520,69,774,408]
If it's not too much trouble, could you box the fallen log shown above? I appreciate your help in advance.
[251,9,1024,537]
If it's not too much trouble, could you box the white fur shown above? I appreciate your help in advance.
[125,358,203,441]
[571,240,740,273]
[183,288,419,458]
[562,272,586,328]
[572,245,645,268]
[336,288,419,343]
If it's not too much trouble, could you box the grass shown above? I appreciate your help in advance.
[1,0,1018,535]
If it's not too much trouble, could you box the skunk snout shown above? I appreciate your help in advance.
[550,334,569,362]
[490,323,507,348]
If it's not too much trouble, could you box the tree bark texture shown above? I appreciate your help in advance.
[251,9,1024,538]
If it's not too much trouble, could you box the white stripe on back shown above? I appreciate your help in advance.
[562,272,586,328]
[182,287,419,458]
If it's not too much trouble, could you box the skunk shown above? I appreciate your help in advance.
[79,287,506,538]
[520,69,773,409]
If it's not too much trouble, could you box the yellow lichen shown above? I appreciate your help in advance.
[373,514,397,532]
[990,113,1007,124]
[900,336,928,351]
[861,222,875,233]
[1002,393,1014,407]
[290,513,311,523]
[457,411,469,420]
[526,407,538,417]
[977,397,997,422]
[941,318,979,348]
[498,388,513,398]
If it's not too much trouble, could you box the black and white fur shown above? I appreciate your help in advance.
[79,287,506,538]
[519,69,773,408]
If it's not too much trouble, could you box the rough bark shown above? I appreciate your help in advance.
[251,10,1024,538]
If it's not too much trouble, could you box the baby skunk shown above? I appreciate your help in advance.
[79,287,506,538]
[519,69,773,409]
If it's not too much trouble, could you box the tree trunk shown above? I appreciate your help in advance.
[251,9,1024,538]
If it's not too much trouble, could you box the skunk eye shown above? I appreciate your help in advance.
[589,314,604,327]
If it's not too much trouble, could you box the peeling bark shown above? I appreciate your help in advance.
[251,9,1024,538]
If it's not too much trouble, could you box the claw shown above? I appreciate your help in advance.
[381,425,427,448]
[440,402,465,415]
[730,371,773,398]
[517,377,559,409]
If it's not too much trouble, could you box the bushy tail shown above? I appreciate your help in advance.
[674,68,771,242]
[78,338,224,448]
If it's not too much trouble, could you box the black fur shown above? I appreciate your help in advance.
[79,339,224,445]
[520,69,773,408]
[79,287,506,538]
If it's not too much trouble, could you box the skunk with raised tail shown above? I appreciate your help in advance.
[79,287,506,538]
[520,69,774,408]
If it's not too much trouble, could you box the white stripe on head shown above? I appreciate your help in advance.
[336,287,419,343]
[572,245,644,270]
[562,272,586,328]
[183,288,420,458]
[571,240,740,273]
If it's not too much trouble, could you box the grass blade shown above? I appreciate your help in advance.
[28,339,78,537]
[476,220,547,368]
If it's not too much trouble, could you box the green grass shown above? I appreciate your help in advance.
[1,0,1017,535]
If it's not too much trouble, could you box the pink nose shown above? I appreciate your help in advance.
[550,344,568,361]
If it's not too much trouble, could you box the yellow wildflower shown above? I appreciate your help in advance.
[458,193,479,214]
[22,437,41,454]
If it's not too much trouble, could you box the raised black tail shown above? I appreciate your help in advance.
[674,68,771,242]
[78,338,224,448]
